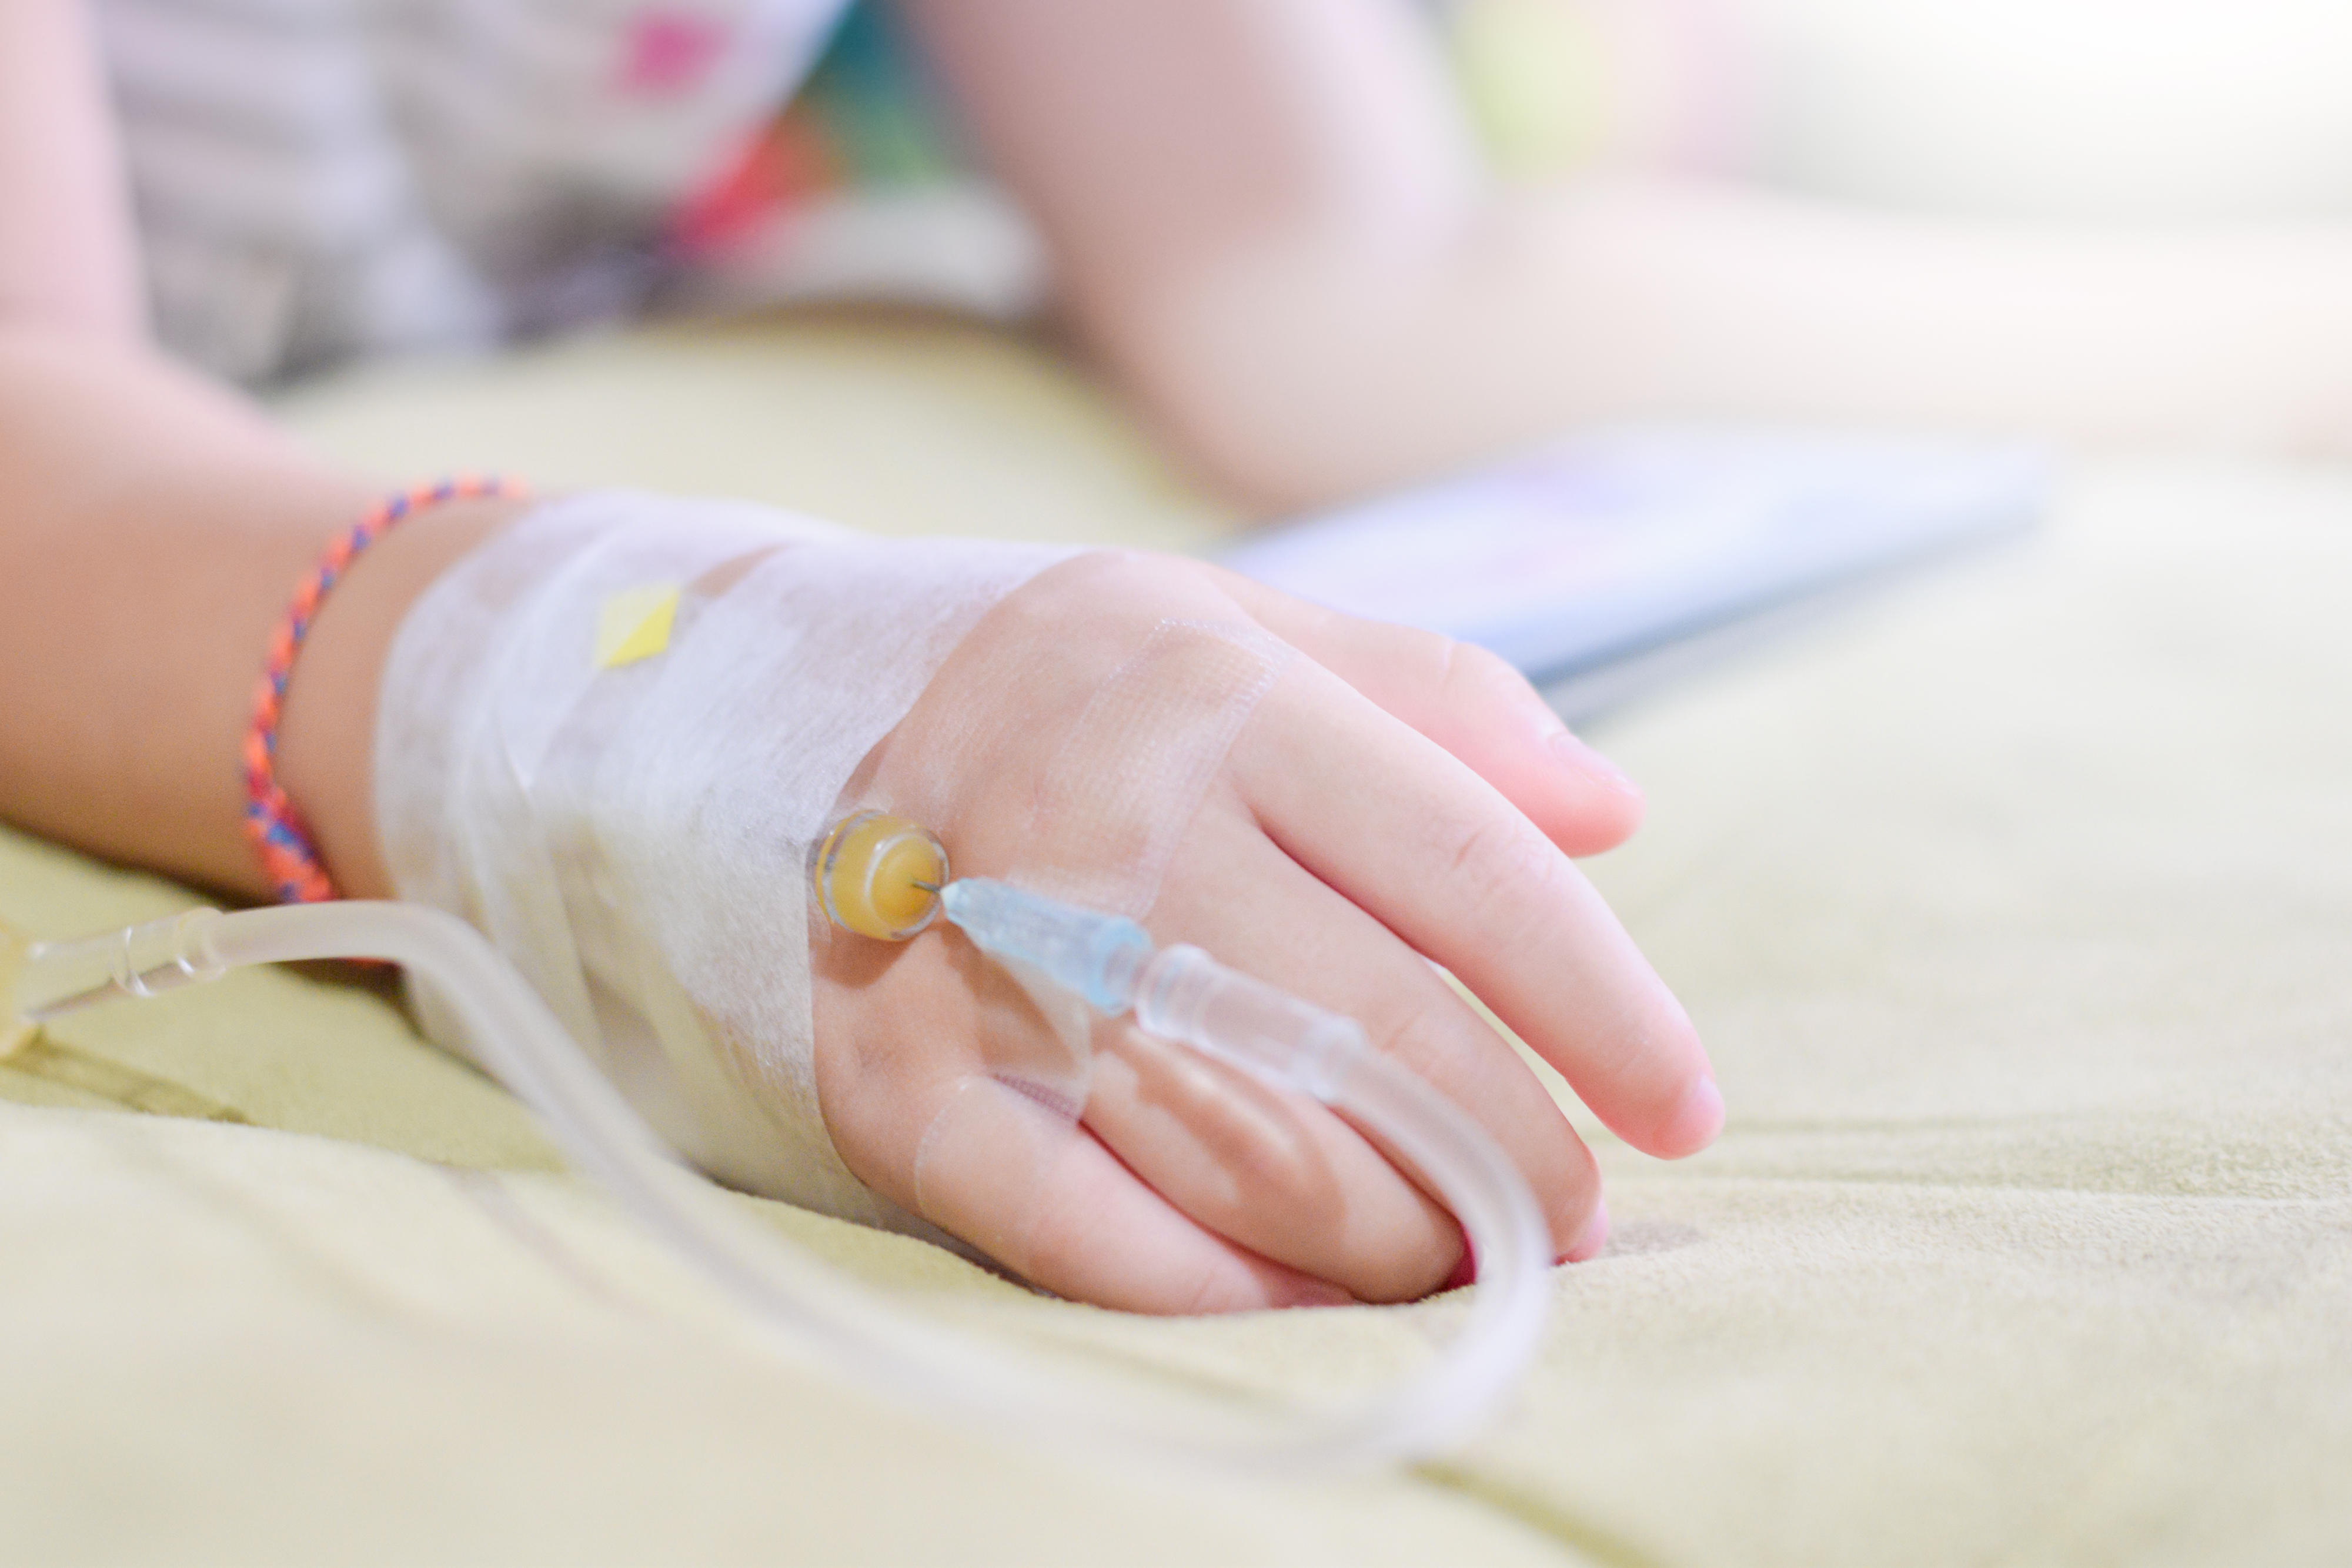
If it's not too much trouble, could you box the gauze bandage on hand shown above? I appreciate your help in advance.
[376,492,1070,1228]
[379,500,1693,1314]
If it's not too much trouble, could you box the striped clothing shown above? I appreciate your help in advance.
[95,0,846,380]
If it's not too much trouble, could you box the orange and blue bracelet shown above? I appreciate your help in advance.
[243,476,519,904]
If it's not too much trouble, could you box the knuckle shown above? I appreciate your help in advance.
[1441,638,1529,706]
[1432,805,1562,914]
[1216,1126,1330,1221]
[1015,1192,1091,1291]
[1347,1209,1462,1305]
[1364,996,1456,1079]
[1176,1258,1261,1316]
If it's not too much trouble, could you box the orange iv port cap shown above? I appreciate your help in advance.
[812,811,949,941]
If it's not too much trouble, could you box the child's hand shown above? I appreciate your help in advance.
[813,551,1719,1312]
[366,500,1715,1312]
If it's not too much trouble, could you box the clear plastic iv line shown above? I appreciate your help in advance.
[940,875,1551,1422]
[9,897,1549,1470]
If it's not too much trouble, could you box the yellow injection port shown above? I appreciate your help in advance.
[811,810,949,941]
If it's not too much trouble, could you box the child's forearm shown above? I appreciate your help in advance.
[913,0,2352,510]
[1108,176,2352,506]
[0,5,514,901]
[0,329,521,899]
[0,1,144,337]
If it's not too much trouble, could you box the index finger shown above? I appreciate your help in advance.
[1231,659,1722,1160]
[1210,569,1646,858]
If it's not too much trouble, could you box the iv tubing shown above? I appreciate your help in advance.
[11,901,1549,1470]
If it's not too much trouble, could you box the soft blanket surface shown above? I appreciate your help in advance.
[4,313,2347,1566]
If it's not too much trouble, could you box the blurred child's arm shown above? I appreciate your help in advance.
[907,0,2352,509]
[0,0,143,336]
[0,333,527,896]
[0,6,522,897]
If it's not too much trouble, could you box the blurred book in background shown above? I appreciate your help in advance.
[1221,428,2048,723]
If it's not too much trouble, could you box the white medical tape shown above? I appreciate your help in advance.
[1014,618,1292,917]
[377,491,1070,1229]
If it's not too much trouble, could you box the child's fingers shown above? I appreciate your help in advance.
[907,1072,1349,1313]
[1083,1013,1465,1304]
[814,941,1345,1312]
[1140,803,1605,1265]
[1234,662,1722,1161]
[1211,570,1644,858]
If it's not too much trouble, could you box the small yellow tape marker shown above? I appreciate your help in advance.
[594,584,681,669]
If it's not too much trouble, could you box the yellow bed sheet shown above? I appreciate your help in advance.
[4,313,2348,1566]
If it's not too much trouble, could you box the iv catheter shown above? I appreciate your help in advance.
[6,815,1552,1470]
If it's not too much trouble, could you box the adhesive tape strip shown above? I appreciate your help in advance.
[1017,618,1292,918]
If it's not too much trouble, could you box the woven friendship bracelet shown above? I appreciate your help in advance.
[243,476,520,903]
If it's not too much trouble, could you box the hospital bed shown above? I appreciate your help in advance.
[4,310,2346,1565]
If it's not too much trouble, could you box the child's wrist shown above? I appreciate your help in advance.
[270,494,536,900]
